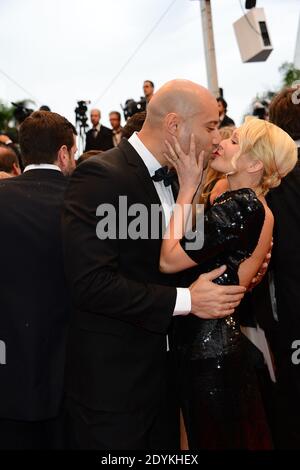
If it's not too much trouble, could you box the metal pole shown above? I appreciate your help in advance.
[200,0,219,96]
[294,13,300,68]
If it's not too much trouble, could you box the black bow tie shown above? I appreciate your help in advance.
[151,166,177,187]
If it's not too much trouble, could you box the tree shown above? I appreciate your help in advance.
[279,62,300,87]
[0,101,14,133]
[244,62,300,121]
[0,99,36,138]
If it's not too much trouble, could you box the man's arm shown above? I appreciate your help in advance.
[62,159,245,333]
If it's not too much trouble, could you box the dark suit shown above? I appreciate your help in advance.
[219,114,235,128]
[266,150,300,340]
[251,149,300,448]
[85,125,114,151]
[62,139,180,449]
[0,169,70,449]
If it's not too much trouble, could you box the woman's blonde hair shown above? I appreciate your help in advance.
[232,116,298,195]
[219,126,236,140]
[200,126,235,207]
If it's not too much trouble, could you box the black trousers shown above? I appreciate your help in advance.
[67,396,179,450]
[0,414,65,450]
[66,355,180,450]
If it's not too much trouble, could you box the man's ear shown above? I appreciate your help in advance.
[247,159,264,174]
[57,145,69,170]
[12,163,21,176]
[165,113,179,136]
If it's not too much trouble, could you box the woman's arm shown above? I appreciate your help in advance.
[160,135,204,273]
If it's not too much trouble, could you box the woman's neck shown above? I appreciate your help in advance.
[227,173,262,196]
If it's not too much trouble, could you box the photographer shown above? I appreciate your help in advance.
[85,108,113,152]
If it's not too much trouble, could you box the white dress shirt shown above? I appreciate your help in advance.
[128,132,191,316]
[24,164,62,172]
[112,127,123,147]
[93,123,101,132]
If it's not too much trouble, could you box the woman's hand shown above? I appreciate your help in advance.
[164,134,204,193]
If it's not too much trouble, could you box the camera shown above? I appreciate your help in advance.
[121,97,146,121]
[75,100,90,129]
[11,102,34,125]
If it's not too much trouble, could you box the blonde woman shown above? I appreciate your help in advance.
[160,117,297,449]
[200,126,236,209]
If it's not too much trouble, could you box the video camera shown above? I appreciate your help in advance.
[75,100,90,129]
[11,102,34,125]
[121,97,146,121]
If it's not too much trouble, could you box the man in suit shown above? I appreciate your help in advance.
[0,145,21,178]
[217,97,235,128]
[143,80,155,104]
[109,111,123,147]
[85,108,113,151]
[253,87,300,448]
[0,111,77,449]
[62,79,246,450]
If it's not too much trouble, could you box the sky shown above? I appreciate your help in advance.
[0,0,299,133]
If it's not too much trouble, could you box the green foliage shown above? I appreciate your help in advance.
[0,99,36,136]
[279,62,300,87]
[244,62,300,122]
[0,101,14,132]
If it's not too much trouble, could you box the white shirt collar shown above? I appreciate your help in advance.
[24,164,62,173]
[295,139,300,148]
[128,132,162,177]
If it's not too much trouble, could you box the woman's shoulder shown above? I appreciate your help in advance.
[215,188,263,209]
[212,188,265,224]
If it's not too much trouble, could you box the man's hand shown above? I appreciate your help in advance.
[0,171,12,179]
[189,265,246,319]
[249,240,273,290]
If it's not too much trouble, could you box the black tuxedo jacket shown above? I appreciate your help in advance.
[0,169,70,421]
[252,150,300,359]
[85,125,114,151]
[219,114,235,128]
[266,151,300,332]
[62,139,179,412]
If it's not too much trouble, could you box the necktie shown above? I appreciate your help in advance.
[93,128,98,138]
[151,166,177,187]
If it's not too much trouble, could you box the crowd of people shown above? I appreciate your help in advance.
[0,78,299,451]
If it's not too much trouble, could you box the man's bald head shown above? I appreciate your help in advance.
[145,79,217,127]
[91,109,101,117]
[90,109,101,127]
[138,79,220,169]
[0,145,21,175]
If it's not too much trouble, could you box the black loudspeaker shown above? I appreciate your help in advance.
[245,0,257,8]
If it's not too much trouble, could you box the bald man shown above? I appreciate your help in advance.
[62,80,246,450]
[0,146,21,178]
[85,108,113,151]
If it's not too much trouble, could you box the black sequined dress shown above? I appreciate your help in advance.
[176,188,272,450]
